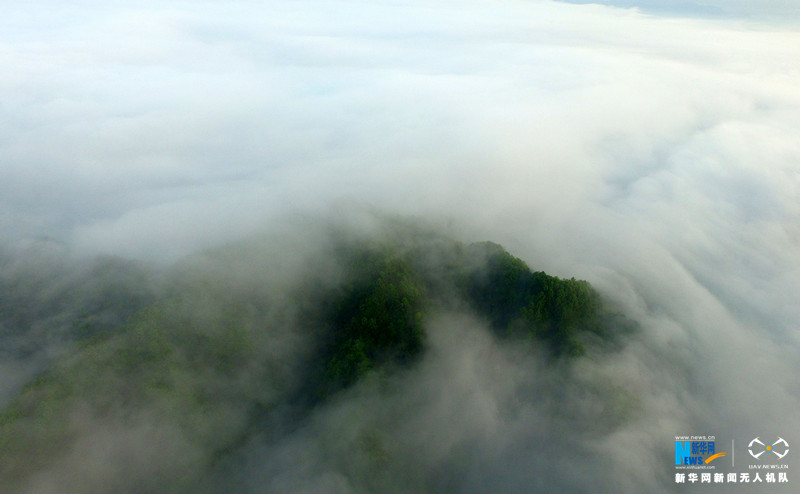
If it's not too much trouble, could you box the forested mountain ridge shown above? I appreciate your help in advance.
[321,238,610,392]
[0,222,633,493]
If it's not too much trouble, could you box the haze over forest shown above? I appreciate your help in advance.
[1,1,799,492]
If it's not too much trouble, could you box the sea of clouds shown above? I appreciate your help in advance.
[1,1,799,492]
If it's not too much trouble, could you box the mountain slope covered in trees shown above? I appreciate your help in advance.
[0,220,634,493]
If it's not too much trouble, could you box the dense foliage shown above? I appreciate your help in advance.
[465,242,601,356]
[318,238,604,393]
[326,254,425,387]
[0,225,623,492]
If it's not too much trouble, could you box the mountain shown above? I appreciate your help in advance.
[0,219,634,493]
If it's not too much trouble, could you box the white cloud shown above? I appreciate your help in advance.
[557,0,800,19]
[2,1,800,491]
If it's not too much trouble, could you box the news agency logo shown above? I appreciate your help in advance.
[675,437,726,467]
[673,435,791,485]
[749,437,789,460]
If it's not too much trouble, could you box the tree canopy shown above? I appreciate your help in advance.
[464,242,601,356]
[0,226,625,491]
[325,254,425,387]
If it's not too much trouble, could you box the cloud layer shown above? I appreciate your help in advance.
[2,1,800,492]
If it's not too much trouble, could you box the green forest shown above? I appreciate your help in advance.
[322,239,606,391]
[0,225,629,492]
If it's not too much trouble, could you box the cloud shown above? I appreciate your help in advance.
[2,0,800,492]
[557,0,800,19]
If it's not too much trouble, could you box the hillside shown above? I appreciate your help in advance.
[0,222,632,493]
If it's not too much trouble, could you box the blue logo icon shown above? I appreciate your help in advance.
[675,440,726,465]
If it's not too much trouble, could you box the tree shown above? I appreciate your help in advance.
[326,255,425,387]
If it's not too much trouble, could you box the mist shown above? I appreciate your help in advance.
[2,0,799,492]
